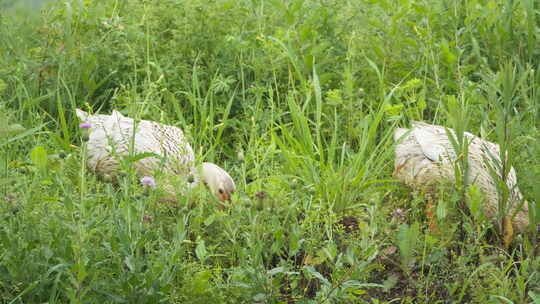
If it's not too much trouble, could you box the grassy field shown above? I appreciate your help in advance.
[1,0,540,303]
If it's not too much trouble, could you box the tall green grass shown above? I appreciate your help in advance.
[1,0,539,302]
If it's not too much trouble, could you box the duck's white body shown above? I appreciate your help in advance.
[76,109,196,183]
[394,121,529,232]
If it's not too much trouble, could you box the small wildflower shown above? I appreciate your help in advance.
[143,213,154,223]
[140,176,156,189]
[254,191,268,200]
[290,178,298,189]
[79,122,92,129]
[382,246,398,258]
[391,208,407,222]
[237,149,245,161]
[4,194,15,203]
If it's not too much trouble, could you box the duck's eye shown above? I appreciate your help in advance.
[218,189,224,194]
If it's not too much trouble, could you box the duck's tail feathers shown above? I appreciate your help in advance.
[75,108,89,121]
[394,128,409,141]
[111,110,125,119]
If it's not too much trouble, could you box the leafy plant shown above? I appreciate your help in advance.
[0,0,539,303]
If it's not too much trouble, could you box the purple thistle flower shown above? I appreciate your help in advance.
[140,176,156,189]
[79,122,92,129]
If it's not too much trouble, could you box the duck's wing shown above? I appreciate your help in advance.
[133,119,196,172]
[98,111,195,172]
[75,108,89,121]
[411,122,456,162]
[393,123,448,185]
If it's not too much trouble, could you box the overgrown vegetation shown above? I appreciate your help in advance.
[1,0,540,302]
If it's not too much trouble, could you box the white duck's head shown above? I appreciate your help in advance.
[194,162,236,204]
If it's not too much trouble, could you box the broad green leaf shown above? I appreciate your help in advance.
[195,240,207,262]
[0,124,46,148]
[397,222,420,269]
[30,146,48,171]
[0,123,25,136]
[304,265,330,286]
[267,266,285,276]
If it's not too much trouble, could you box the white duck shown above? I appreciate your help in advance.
[75,109,235,204]
[394,121,530,247]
